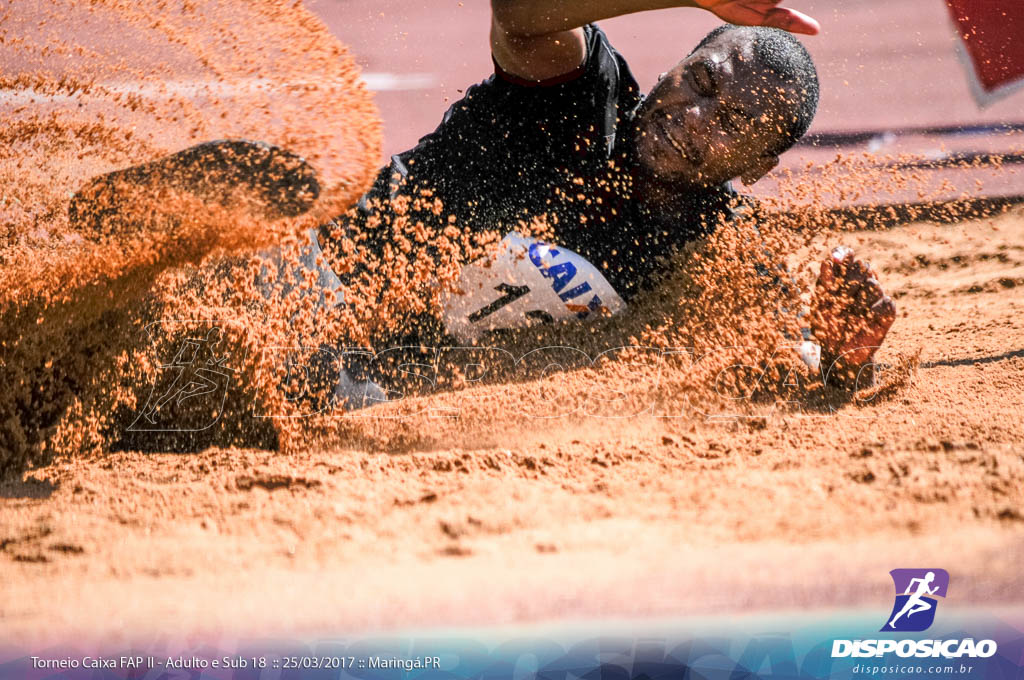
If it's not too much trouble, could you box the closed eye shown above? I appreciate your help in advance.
[689,61,716,98]
[718,107,748,135]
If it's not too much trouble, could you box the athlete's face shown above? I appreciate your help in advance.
[634,31,795,188]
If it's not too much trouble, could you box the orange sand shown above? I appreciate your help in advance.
[1,0,1022,645]
[3,209,1023,643]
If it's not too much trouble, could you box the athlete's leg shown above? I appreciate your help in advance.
[68,139,320,240]
[889,601,916,627]
[1,141,322,470]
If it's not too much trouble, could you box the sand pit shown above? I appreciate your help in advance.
[3,206,1023,643]
[1,0,1023,648]
[0,0,381,474]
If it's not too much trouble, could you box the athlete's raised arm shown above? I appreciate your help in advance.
[490,0,819,81]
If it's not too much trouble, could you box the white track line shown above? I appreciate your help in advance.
[361,72,436,91]
[0,72,437,105]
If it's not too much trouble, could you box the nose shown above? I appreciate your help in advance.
[683,104,702,127]
[676,104,703,138]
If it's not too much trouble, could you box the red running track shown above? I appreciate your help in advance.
[309,0,1024,204]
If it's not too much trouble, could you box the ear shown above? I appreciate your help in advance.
[739,155,779,186]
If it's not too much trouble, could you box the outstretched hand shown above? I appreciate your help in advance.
[693,0,820,35]
[810,246,897,385]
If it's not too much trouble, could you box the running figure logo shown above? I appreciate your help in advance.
[881,569,950,632]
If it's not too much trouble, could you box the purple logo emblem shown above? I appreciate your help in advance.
[881,569,950,632]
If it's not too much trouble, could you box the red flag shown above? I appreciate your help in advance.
[946,0,1024,105]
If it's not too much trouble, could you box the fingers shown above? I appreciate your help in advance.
[811,246,898,376]
[842,295,896,366]
[831,245,853,262]
[817,246,858,294]
[821,246,878,295]
[848,257,887,311]
[699,1,821,36]
[848,295,895,347]
[762,7,821,35]
[867,294,897,336]
[817,245,849,285]
[837,295,896,368]
[817,255,836,289]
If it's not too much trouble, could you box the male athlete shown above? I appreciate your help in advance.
[72,0,898,405]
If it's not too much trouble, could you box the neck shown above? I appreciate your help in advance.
[633,164,718,215]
